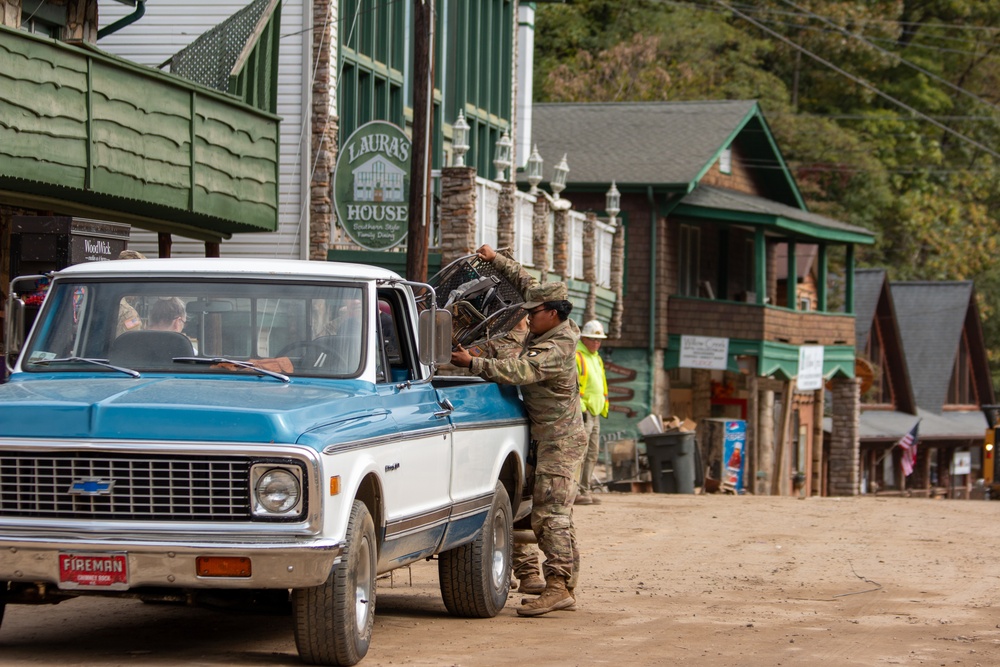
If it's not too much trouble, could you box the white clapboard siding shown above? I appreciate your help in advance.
[98,1,309,259]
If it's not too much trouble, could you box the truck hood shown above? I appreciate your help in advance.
[0,375,382,444]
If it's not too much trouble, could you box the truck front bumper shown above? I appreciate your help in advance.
[0,533,343,590]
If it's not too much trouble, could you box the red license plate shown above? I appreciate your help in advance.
[58,552,129,589]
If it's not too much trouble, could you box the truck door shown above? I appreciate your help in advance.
[373,289,453,567]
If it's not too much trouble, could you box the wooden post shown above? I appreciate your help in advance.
[158,233,172,258]
[406,0,434,282]
[205,242,220,258]
[772,380,795,496]
[812,385,825,496]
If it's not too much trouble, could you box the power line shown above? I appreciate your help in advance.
[778,0,1000,114]
[705,0,1000,161]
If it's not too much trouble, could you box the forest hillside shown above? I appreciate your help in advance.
[534,0,1000,388]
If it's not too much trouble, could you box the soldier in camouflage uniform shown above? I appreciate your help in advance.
[452,245,586,617]
[116,250,146,336]
[469,315,547,596]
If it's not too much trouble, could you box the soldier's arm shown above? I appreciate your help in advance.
[470,340,563,385]
[490,253,538,301]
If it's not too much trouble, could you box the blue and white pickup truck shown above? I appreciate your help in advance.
[0,258,530,666]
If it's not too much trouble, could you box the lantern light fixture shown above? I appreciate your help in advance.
[493,130,513,181]
[452,111,470,167]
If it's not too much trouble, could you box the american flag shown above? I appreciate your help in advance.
[897,422,920,476]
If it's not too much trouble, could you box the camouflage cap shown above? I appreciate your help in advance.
[522,281,568,309]
[118,249,146,260]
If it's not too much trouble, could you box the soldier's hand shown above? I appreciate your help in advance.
[476,245,497,262]
[451,345,473,368]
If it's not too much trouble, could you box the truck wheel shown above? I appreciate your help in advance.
[292,500,377,666]
[438,481,512,618]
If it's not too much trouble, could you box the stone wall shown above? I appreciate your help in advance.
[497,182,516,252]
[827,376,860,496]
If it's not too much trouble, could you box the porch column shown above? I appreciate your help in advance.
[496,181,517,252]
[438,166,478,266]
[205,242,220,258]
[158,233,172,259]
[817,243,828,312]
[552,208,569,279]
[754,227,766,305]
[845,244,856,314]
[787,241,797,310]
[756,388,775,495]
[609,219,625,339]
[583,211,597,321]
[532,197,551,273]
[827,376,860,496]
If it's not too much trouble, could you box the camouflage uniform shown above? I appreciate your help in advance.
[117,300,142,336]
[468,254,586,583]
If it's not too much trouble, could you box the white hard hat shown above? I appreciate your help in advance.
[581,320,607,339]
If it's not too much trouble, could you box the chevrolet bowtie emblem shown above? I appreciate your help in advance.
[68,478,115,495]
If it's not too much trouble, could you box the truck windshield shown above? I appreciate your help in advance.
[21,279,366,378]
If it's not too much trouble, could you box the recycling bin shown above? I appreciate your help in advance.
[641,432,702,494]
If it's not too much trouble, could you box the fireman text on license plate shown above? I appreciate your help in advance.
[58,552,129,590]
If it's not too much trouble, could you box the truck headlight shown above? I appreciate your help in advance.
[250,464,304,517]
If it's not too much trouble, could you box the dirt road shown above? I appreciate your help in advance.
[2,494,997,666]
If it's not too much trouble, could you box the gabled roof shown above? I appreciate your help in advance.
[891,281,993,411]
[526,100,803,207]
[854,269,887,347]
[854,268,914,413]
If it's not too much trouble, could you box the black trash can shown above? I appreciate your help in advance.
[641,432,702,494]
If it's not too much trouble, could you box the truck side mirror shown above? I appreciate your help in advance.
[5,275,45,373]
[418,309,452,367]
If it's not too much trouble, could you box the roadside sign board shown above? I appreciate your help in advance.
[797,345,825,391]
[679,335,729,370]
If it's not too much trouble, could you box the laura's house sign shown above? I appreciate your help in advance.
[334,121,412,250]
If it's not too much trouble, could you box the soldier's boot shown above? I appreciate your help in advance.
[521,590,576,610]
[574,489,600,505]
[516,576,574,617]
[517,573,546,595]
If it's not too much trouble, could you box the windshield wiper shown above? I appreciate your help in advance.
[173,357,290,383]
[32,357,141,378]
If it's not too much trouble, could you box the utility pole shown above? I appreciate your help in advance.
[406,0,434,282]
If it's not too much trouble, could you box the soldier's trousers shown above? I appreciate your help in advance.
[532,472,579,583]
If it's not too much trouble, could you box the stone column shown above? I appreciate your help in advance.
[609,221,625,338]
[532,197,550,274]
[827,376,860,496]
[64,0,97,43]
[691,369,712,421]
[497,182,516,253]
[439,167,478,266]
[551,208,569,279]
[756,388,775,495]
[583,212,597,322]
[310,0,336,260]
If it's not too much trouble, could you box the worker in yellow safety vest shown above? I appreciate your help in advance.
[575,320,609,505]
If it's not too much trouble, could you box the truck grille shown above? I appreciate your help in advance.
[0,452,252,521]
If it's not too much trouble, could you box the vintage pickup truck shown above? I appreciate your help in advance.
[0,258,530,666]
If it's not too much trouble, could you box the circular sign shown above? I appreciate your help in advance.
[333,121,412,250]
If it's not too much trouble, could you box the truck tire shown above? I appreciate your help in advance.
[438,481,512,618]
[292,500,377,666]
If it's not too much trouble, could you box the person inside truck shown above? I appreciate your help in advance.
[147,296,198,354]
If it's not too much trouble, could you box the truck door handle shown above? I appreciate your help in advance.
[434,397,455,418]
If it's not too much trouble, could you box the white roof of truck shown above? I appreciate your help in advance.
[55,258,403,282]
